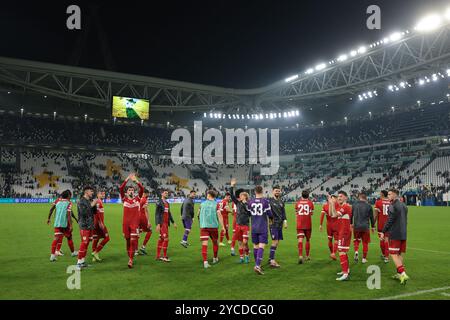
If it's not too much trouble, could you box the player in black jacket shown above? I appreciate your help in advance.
[380,189,409,284]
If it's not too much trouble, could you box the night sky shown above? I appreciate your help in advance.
[0,0,449,88]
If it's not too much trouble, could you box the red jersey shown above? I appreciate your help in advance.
[374,199,391,231]
[296,199,314,229]
[336,203,352,234]
[94,199,105,226]
[218,199,230,217]
[120,180,144,226]
[320,202,338,226]
[140,196,149,218]
[162,200,169,225]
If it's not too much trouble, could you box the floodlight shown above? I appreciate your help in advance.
[337,54,348,62]
[390,32,402,41]
[357,46,367,54]
[285,74,299,82]
[315,63,326,71]
[446,8,450,21]
[415,14,442,32]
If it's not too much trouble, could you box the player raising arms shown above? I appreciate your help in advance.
[119,173,144,268]
[380,189,409,285]
[247,185,273,275]
[199,190,225,268]
[295,190,314,264]
[320,195,338,260]
[180,190,196,248]
[351,192,375,264]
[374,190,391,263]
[155,189,177,262]
[138,189,152,255]
[268,185,287,268]
[333,190,352,281]
[91,190,110,262]
[47,190,78,261]
[230,178,251,264]
[218,192,232,247]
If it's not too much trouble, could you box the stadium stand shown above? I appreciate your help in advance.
[0,100,449,204]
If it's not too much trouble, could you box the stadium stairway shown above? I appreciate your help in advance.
[399,154,436,190]
[141,158,160,191]
[64,153,74,176]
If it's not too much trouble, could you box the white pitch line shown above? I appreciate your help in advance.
[376,286,450,300]
[408,247,450,255]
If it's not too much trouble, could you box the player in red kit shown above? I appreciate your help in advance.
[320,195,338,260]
[334,191,352,281]
[155,189,177,262]
[218,192,232,246]
[138,189,152,255]
[91,190,110,262]
[374,190,391,263]
[295,190,314,264]
[119,173,144,268]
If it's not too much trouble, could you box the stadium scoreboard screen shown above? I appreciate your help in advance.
[112,96,150,120]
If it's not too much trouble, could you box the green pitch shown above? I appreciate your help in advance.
[1,203,450,300]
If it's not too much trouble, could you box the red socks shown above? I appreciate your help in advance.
[397,265,405,274]
[298,241,303,256]
[305,241,310,257]
[212,241,218,258]
[127,238,133,259]
[202,244,208,262]
[333,242,338,255]
[51,234,63,254]
[380,240,385,256]
[362,242,368,259]
[239,248,244,258]
[67,239,74,253]
[328,239,333,253]
[231,235,236,249]
[78,238,89,259]
[353,239,360,252]
[95,236,110,253]
[56,238,63,252]
[143,232,152,247]
[384,240,389,257]
[156,239,163,258]
[162,239,169,257]
[339,254,349,274]
[92,237,99,252]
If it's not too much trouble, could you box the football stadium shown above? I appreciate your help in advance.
[1,1,450,307]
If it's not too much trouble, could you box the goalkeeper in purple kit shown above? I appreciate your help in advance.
[247,185,273,275]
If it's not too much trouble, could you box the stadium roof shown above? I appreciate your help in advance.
[1,16,450,115]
